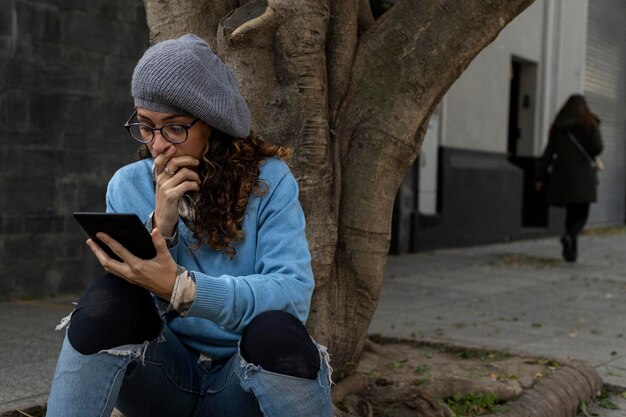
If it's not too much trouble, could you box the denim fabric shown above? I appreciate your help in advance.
[46,326,332,417]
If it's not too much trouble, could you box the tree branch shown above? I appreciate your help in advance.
[218,0,337,294]
[327,0,359,125]
[340,0,535,167]
[324,0,535,378]
[143,0,238,48]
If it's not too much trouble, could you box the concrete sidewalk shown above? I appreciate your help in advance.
[0,296,74,415]
[370,228,626,415]
[2,229,626,415]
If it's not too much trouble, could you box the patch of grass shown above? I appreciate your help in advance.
[456,349,512,362]
[411,331,425,339]
[444,392,499,416]
[487,254,562,268]
[413,377,430,386]
[537,358,561,367]
[583,226,626,237]
[491,372,518,382]
[388,358,408,369]
[597,390,619,410]
[414,364,428,374]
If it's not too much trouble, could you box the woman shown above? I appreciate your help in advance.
[47,34,332,417]
[536,94,603,262]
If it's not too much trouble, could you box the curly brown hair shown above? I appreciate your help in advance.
[137,130,291,258]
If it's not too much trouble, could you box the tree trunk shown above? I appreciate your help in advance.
[142,0,536,380]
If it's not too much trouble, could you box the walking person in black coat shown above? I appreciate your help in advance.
[535,94,603,262]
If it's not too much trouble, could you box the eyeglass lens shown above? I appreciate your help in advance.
[128,124,188,144]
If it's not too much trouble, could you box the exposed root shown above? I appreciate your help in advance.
[332,372,368,403]
[423,376,523,401]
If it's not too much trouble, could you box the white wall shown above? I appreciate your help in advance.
[440,0,588,155]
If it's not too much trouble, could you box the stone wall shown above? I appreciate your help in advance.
[0,0,149,299]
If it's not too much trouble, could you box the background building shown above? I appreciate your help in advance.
[2,0,625,299]
[391,0,626,253]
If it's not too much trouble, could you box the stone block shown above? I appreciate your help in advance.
[116,24,148,59]
[62,11,119,55]
[16,1,61,42]
[29,39,63,62]
[61,233,88,259]
[0,7,14,36]
[1,215,23,235]
[98,97,137,132]
[6,175,55,215]
[59,45,108,69]
[0,147,19,175]
[2,236,46,263]
[59,149,97,176]
[0,260,15,301]
[49,0,89,12]
[20,149,62,177]
[0,90,30,130]
[76,180,107,211]
[10,57,100,96]
[10,262,52,299]
[61,95,100,125]
[61,131,91,150]
[23,214,64,234]
[28,93,63,130]
[0,0,149,298]
[54,181,78,214]
[0,36,17,61]
[4,127,61,147]
[54,257,97,293]
[100,57,136,98]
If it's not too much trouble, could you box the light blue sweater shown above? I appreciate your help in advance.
[105,157,314,359]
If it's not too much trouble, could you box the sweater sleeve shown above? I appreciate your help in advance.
[184,170,315,332]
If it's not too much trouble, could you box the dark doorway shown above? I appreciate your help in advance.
[507,58,548,228]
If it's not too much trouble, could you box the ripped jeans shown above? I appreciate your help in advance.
[46,277,333,417]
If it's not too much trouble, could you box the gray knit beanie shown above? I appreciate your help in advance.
[131,34,251,138]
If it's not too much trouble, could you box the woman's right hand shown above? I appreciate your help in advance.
[153,146,201,236]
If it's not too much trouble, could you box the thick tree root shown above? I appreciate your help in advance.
[422,376,523,402]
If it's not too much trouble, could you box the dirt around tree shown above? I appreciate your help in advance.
[332,336,596,417]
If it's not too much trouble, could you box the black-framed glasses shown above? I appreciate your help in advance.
[124,110,201,144]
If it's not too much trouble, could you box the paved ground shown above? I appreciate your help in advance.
[2,228,626,415]
[371,228,626,416]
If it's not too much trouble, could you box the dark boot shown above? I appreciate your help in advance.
[560,235,576,262]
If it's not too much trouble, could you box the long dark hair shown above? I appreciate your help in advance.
[136,131,291,258]
[550,94,599,140]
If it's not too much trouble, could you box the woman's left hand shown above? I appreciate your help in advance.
[86,228,177,300]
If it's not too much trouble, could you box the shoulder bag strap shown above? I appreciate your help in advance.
[567,132,596,169]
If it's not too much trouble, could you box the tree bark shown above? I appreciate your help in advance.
[143,0,238,47]
[141,0,535,380]
[311,0,535,378]
[217,0,338,297]
[327,0,360,123]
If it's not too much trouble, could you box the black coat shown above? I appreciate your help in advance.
[537,120,603,205]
